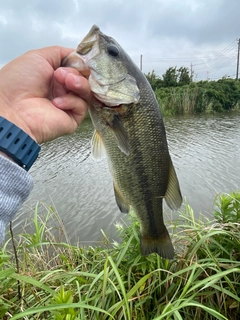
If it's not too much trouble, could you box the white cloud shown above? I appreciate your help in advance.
[0,15,8,25]
[0,0,239,80]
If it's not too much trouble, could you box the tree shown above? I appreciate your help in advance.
[177,67,191,86]
[162,66,192,87]
[145,70,163,90]
[162,67,178,87]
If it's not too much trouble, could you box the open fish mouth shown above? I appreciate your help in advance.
[62,25,101,79]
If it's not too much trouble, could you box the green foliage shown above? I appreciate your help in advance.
[146,67,240,115]
[146,66,192,90]
[145,70,164,90]
[51,286,79,320]
[0,195,240,319]
[178,66,192,86]
[162,66,178,87]
[214,191,240,223]
[161,66,192,87]
[157,79,240,115]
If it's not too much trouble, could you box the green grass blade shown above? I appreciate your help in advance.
[11,302,114,319]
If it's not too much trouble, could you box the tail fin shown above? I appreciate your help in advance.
[140,227,174,259]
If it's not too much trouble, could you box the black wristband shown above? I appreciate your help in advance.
[0,116,41,171]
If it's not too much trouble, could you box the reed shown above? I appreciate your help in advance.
[154,79,240,116]
[0,193,239,319]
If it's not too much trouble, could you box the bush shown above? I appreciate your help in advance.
[0,194,240,319]
[150,77,240,115]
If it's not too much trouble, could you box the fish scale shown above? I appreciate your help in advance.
[63,25,182,259]
[108,100,170,231]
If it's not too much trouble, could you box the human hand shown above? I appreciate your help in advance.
[0,46,91,144]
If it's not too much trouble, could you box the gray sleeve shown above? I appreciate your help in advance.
[0,155,33,242]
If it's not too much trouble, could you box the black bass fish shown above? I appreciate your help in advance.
[63,25,182,259]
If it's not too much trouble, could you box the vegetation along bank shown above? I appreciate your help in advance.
[0,192,239,319]
[145,68,240,115]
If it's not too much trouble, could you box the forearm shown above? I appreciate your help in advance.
[0,154,33,242]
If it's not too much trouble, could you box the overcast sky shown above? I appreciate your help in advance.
[0,0,239,80]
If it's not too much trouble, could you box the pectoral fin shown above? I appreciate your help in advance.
[91,130,106,161]
[113,183,130,214]
[107,114,130,156]
[165,160,182,210]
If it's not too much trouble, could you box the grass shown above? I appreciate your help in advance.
[153,78,240,116]
[0,193,240,319]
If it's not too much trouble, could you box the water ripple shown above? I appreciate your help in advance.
[166,112,240,216]
[13,112,240,243]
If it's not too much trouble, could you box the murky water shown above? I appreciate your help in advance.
[14,112,240,244]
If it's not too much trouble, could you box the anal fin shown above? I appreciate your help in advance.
[165,159,182,210]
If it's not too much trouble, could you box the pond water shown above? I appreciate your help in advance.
[13,112,240,245]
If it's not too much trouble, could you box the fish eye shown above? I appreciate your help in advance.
[107,45,119,57]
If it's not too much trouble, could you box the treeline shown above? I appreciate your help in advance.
[145,68,240,115]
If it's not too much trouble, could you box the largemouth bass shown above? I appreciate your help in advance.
[63,25,182,259]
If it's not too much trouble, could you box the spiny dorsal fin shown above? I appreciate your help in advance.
[165,159,182,210]
[91,130,106,161]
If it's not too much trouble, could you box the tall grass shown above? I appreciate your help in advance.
[154,79,240,116]
[0,193,239,319]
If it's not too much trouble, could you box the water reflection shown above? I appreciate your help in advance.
[167,112,240,217]
[14,112,240,244]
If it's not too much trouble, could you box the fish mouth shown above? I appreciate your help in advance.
[77,25,100,55]
[61,52,91,78]
[62,25,100,78]
[62,25,140,108]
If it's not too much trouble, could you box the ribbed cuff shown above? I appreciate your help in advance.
[0,221,6,243]
[0,155,33,243]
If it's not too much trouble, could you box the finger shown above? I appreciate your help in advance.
[36,46,75,70]
[53,67,85,99]
[52,93,88,126]
[52,78,68,98]
[54,67,82,85]
[64,73,92,102]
